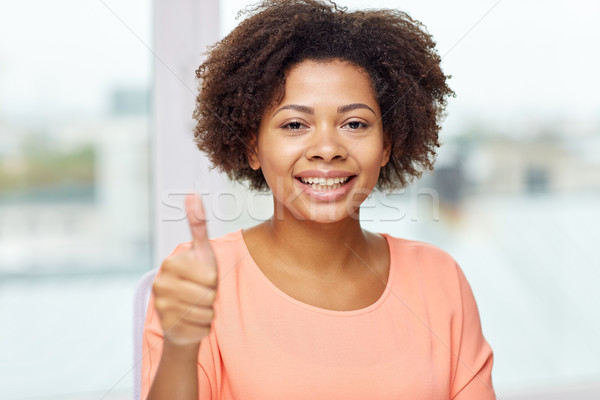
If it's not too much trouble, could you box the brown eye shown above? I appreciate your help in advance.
[282,121,305,130]
[343,121,368,130]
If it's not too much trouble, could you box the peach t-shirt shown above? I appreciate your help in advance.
[142,230,495,399]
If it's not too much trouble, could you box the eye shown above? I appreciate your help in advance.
[342,120,368,130]
[281,120,307,130]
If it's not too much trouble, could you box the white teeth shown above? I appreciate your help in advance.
[299,176,350,188]
[312,183,342,191]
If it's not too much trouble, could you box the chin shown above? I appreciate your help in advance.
[285,204,361,224]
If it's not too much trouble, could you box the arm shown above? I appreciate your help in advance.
[145,195,217,400]
[147,342,200,400]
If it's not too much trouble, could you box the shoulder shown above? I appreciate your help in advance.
[383,234,465,300]
[168,229,245,257]
[167,230,247,283]
[383,234,458,269]
[381,238,494,397]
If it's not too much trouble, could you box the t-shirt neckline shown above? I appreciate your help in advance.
[235,229,395,317]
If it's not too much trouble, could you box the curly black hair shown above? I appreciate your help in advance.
[193,0,453,191]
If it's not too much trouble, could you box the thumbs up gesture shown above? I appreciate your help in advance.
[152,194,218,346]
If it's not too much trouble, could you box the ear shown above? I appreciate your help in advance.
[247,133,261,170]
[380,134,392,167]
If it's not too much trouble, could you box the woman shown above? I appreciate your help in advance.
[142,1,495,399]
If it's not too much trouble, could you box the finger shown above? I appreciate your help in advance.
[155,259,217,294]
[165,276,216,306]
[175,303,215,324]
[153,289,215,324]
[164,306,214,331]
[185,194,211,253]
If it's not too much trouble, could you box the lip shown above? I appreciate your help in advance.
[294,171,357,202]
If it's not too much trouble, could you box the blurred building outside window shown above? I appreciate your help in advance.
[0,1,152,398]
[0,0,598,399]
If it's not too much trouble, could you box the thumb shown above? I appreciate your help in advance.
[185,193,211,255]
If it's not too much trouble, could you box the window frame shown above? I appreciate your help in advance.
[153,0,225,265]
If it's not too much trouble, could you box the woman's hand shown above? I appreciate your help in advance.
[152,194,218,346]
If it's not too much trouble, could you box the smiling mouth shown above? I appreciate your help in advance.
[297,176,354,191]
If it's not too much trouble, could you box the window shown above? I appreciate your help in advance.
[2,1,598,398]
[0,0,151,398]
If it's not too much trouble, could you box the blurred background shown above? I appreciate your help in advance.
[0,0,598,398]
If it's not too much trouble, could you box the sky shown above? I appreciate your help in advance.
[1,0,599,131]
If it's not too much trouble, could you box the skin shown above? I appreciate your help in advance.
[148,59,392,399]
[245,59,391,310]
[147,195,217,400]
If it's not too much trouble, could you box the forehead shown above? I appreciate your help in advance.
[277,59,379,108]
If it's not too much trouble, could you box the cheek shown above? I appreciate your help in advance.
[355,143,386,170]
[258,137,302,168]
[256,148,298,191]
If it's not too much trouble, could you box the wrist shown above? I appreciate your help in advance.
[162,339,201,362]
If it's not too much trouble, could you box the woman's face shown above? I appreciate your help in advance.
[249,59,391,223]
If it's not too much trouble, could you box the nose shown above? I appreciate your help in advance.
[305,125,347,162]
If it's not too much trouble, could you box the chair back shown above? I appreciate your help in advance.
[133,268,158,400]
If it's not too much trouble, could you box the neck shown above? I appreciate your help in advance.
[261,205,370,276]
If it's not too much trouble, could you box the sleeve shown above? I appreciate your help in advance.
[139,293,164,399]
[450,265,496,400]
[139,243,215,400]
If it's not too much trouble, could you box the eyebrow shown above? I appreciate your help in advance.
[272,103,376,117]
[338,103,376,115]
[272,104,314,117]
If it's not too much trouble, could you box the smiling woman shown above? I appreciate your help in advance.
[142,1,493,399]
[193,1,452,193]
[248,60,390,222]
